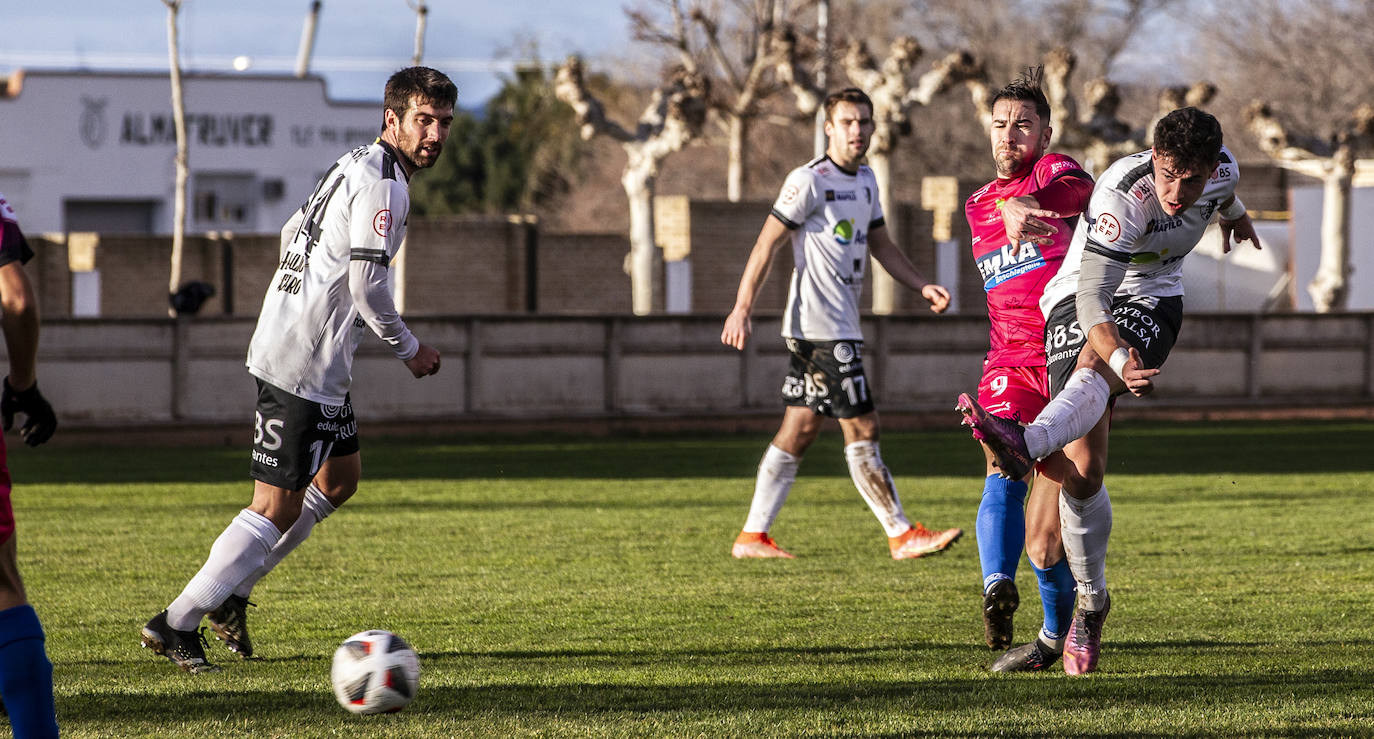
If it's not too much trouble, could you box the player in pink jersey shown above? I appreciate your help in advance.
[0,192,60,737]
[962,69,1093,671]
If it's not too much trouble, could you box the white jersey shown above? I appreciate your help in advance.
[1040,146,1240,316]
[771,156,885,341]
[247,140,416,405]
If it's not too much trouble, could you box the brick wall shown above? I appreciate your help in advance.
[20,161,1293,319]
[402,216,527,314]
[538,232,632,313]
[656,196,944,317]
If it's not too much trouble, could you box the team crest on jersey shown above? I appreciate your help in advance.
[373,209,392,237]
[780,184,800,205]
[1093,213,1122,242]
[978,241,1046,291]
[833,218,855,245]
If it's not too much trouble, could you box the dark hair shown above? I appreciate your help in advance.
[991,66,1051,125]
[823,87,873,121]
[1152,106,1223,171]
[384,66,458,123]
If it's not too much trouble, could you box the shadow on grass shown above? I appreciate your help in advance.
[59,667,1374,735]
[12,421,1374,485]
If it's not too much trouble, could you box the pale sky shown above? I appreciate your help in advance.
[1,0,640,104]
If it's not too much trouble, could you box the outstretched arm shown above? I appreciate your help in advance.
[722,215,792,350]
[1218,196,1262,254]
[867,226,950,313]
[1000,173,1094,249]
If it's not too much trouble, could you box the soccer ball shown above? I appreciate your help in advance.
[330,630,420,714]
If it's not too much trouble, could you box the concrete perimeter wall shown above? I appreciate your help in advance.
[30,218,633,319]
[32,312,1374,427]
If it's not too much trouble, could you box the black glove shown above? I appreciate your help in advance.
[2,378,57,447]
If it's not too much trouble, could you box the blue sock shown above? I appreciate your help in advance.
[976,474,1027,591]
[0,604,59,738]
[1031,558,1077,642]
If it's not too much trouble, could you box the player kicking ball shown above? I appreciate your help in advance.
[960,68,1093,670]
[722,87,961,561]
[959,107,1261,674]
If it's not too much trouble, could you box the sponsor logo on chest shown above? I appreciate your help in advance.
[977,241,1046,290]
[1144,216,1182,235]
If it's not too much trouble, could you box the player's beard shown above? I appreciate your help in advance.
[402,140,442,171]
[995,149,1031,178]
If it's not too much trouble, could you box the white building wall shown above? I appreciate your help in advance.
[0,69,381,234]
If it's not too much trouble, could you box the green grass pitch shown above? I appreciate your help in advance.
[10,419,1374,736]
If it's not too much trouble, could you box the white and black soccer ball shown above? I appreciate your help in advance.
[330,630,420,714]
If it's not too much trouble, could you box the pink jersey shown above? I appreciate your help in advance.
[965,152,1088,367]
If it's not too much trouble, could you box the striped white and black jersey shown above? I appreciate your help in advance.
[770,156,885,342]
[1040,146,1240,316]
[247,140,418,405]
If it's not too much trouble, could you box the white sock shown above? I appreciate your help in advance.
[844,440,912,537]
[1059,485,1112,612]
[1038,628,1065,652]
[233,485,337,598]
[167,509,282,631]
[1024,368,1110,459]
[742,445,800,533]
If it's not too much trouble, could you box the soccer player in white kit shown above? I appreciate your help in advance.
[141,67,455,673]
[722,88,963,560]
[959,107,1261,673]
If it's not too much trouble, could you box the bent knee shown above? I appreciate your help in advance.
[1063,473,1103,499]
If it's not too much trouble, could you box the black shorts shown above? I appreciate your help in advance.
[781,338,875,418]
[250,379,360,491]
[1044,295,1183,396]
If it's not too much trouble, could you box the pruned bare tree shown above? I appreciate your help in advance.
[555,54,710,314]
[1038,47,1216,174]
[629,0,791,202]
[1193,0,1374,312]
[841,37,984,312]
[1245,102,1374,312]
[772,23,823,118]
[1194,0,1374,152]
[161,0,188,319]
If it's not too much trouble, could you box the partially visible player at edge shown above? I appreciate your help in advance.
[961,68,1093,671]
[0,192,60,736]
[958,107,1261,674]
[140,67,455,673]
[722,87,962,560]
